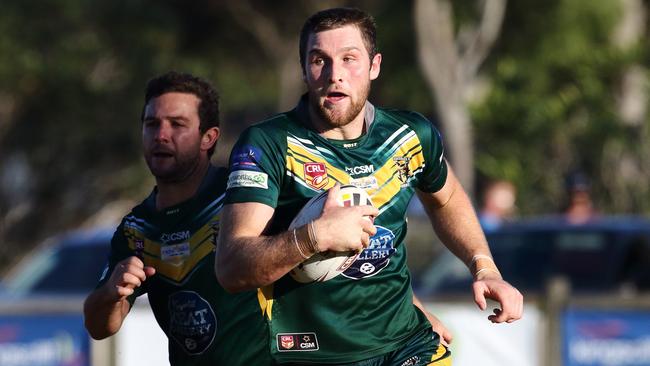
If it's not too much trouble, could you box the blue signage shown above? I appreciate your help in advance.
[0,314,89,366]
[563,308,650,366]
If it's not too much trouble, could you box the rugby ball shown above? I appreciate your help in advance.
[289,185,374,283]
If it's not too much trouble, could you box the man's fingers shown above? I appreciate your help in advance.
[486,290,524,323]
[360,232,370,248]
[358,205,379,218]
[472,283,488,311]
[439,328,452,346]
[121,272,143,288]
[144,266,156,277]
[116,286,135,298]
[360,218,377,236]
[122,256,145,269]
[121,264,147,282]
[323,183,341,209]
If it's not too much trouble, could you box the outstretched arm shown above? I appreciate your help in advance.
[83,256,155,339]
[417,165,523,323]
[216,184,378,292]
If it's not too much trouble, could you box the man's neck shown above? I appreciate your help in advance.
[155,159,210,210]
[308,104,367,140]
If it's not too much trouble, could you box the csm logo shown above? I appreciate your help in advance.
[345,164,374,176]
[161,230,191,244]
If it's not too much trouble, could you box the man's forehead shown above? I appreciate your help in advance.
[307,25,365,50]
[144,92,200,116]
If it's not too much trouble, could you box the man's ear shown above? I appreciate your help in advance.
[370,53,382,81]
[201,127,220,151]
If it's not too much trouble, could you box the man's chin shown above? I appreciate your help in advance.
[318,106,353,127]
[149,166,181,182]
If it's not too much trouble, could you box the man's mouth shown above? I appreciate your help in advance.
[325,91,348,103]
[152,150,174,158]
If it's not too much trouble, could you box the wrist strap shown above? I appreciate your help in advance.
[292,229,310,259]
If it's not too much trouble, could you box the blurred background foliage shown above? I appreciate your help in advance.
[0,0,649,273]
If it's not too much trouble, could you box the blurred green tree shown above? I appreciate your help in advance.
[1,0,648,275]
[472,0,650,215]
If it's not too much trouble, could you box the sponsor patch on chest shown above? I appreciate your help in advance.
[161,242,190,263]
[343,225,396,279]
[276,332,319,352]
[349,176,379,190]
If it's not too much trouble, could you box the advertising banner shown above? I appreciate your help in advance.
[563,308,650,366]
[0,314,89,366]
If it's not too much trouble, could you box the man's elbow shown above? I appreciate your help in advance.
[217,275,247,293]
[216,259,272,293]
[215,260,248,293]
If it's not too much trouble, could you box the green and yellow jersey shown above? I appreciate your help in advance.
[225,95,448,364]
[98,166,270,366]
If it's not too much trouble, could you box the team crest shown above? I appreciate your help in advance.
[393,156,411,188]
[304,162,329,189]
[280,335,294,349]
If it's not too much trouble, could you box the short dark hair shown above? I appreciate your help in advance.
[142,71,220,156]
[299,7,378,74]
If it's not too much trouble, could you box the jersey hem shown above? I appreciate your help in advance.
[271,323,431,364]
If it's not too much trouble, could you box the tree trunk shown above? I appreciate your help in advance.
[225,0,343,111]
[414,0,506,196]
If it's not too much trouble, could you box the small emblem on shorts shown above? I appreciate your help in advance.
[277,332,319,352]
[400,356,420,366]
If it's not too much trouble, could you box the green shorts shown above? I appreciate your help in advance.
[279,327,451,366]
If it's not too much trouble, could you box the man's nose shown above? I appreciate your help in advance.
[327,60,343,84]
[154,122,172,142]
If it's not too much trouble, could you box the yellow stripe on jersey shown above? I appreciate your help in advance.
[124,219,218,283]
[370,134,425,208]
[286,142,348,188]
[285,130,426,209]
[257,285,274,319]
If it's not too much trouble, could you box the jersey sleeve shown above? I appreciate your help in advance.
[224,125,286,208]
[413,114,448,193]
[96,220,146,305]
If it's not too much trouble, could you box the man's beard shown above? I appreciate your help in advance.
[311,83,370,128]
[146,149,201,184]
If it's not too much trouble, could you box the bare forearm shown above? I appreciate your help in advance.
[216,194,378,292]
[418,186,492,267]
[217,231,306,292]
[83,287,130,339]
